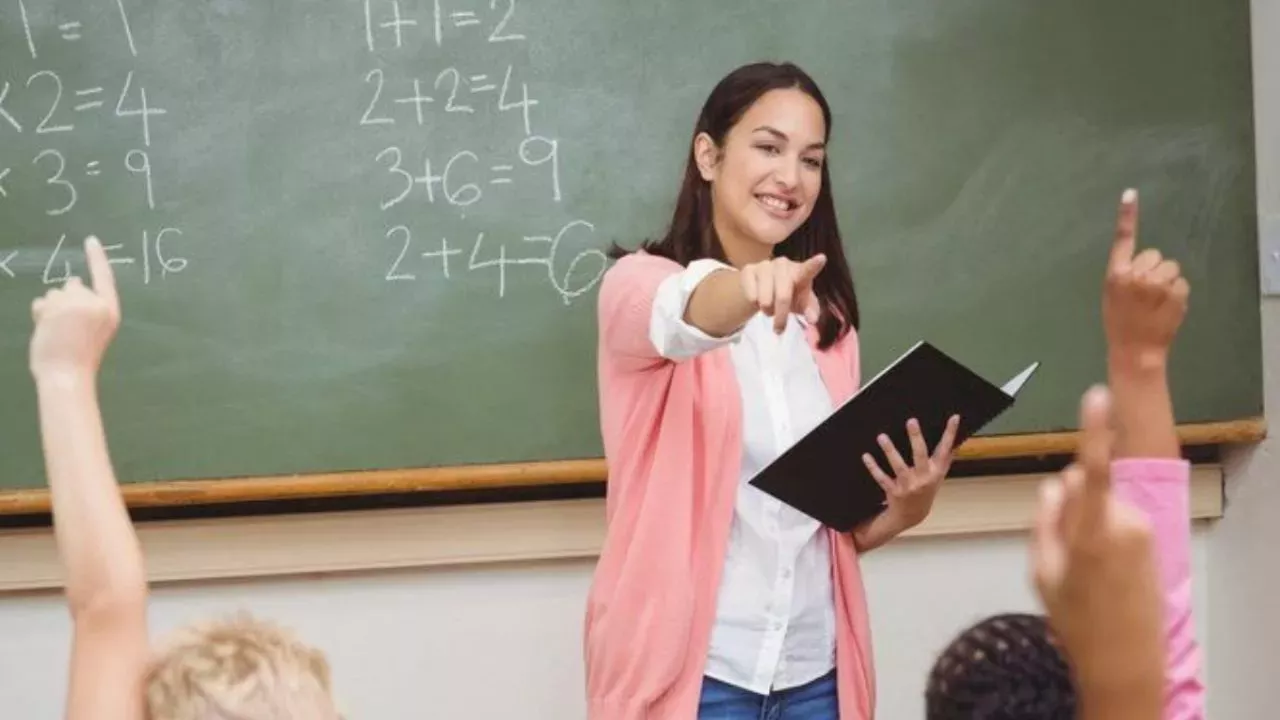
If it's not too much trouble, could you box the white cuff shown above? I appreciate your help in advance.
[648,259,746,360]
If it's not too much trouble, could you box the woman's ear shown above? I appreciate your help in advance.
[693,132,720,182]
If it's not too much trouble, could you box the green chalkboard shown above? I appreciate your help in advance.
[0,0,1261,491]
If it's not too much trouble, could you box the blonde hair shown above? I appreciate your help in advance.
[144,613,338,720]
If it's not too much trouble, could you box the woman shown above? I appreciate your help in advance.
[584,62,960,720]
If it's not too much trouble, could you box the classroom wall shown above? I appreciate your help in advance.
[0,5,1273,719]
[1202,0,1280,716]
[0,529,1215,719]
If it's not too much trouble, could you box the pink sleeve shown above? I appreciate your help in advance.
[597,253,681,371]
[1111,458,1205,720]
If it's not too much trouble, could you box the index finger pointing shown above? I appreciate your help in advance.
[796,253,827,285]
[1075,384,1114,534]
[1109,188,1139,272]
[84,236,119,315]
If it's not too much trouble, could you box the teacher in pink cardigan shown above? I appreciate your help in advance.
[584,61,961,720]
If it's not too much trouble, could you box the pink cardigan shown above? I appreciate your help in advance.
[584,252,875,719]
[1112,458,1206,719]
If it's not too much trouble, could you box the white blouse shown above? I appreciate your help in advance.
[649,259,837,694]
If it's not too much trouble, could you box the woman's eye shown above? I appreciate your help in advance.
[803,157,824,169]
[756,144,781,155]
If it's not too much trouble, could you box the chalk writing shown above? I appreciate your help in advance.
[361,0,527,51]
[384,220,606,303]
[74,87,105,112]
[518,135,560,202]
[0,0,603,305]
[0,82,22,132]
[380,0,417,49]
[42,233,71,284]
[98,228,187,283]
[394,78,434,124]
[115,71,166,148]
[360,68,393,126]
[357,63,537,131]
[15,229,187,286]
[385,225,415,281]
[374,138,561,211]
[435,67,475,114]
[353,0,607,303]
[124,149,155,209]
[0,70,168,141]
[15,0,138,58]
[17,0,36,58]
[487,0,525,43]
[1,0,186,288]
[115,0,138,56]
[422,235,463,278]
[27,70,72,134]
[33,149,77,216]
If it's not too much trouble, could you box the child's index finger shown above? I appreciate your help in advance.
[84,236,119,314]
[1109,189,1139,271]
[1074,385,1114,534]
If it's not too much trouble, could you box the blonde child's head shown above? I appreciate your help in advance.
[143,612,339,720]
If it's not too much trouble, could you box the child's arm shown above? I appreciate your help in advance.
[1104,190,1183,462]
[1103,191,1204,719]
[30,237,147,720]
[1110,458,1202,720]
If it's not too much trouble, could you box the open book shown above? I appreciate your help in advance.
[748,341,1039,532]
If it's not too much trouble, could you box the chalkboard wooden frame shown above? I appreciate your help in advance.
[0,419,1263,515]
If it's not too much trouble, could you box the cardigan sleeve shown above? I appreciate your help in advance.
[597,253,681,371]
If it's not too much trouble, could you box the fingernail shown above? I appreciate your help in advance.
[1122,188,1136,204]
[1040,478,1064,504]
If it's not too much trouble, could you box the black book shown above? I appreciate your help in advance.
[748,341,1039,532]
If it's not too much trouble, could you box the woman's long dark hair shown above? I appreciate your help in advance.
[613,61,860,349]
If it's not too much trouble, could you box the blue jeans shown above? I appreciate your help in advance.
[697,671,838,720]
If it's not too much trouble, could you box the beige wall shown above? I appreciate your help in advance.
[1202,0,1280,715]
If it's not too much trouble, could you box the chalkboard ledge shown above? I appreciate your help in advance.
[0,465,1224,594]
[0,418,1263,516]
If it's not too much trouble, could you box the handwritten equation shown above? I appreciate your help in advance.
[363,0,528,52]
[1,70,165,147]
[374,136,560,211]
[1,229,186,284]
[1,0,188,286]
[5,0,609,303]
[360,64,537,136]
[359,0,607,303]
[384,219,601,303]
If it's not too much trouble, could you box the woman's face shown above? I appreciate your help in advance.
[697,87,827,263]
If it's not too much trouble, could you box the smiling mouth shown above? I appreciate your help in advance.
[756,193,799,217]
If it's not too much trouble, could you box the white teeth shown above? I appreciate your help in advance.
[758,195,792,212]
